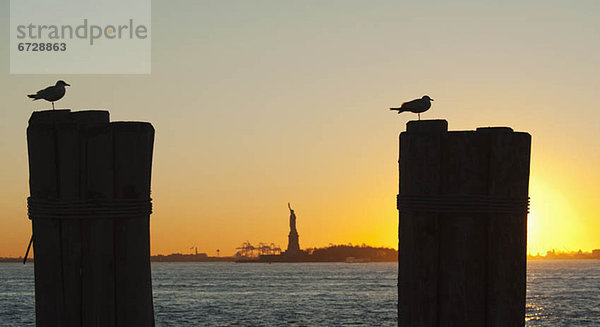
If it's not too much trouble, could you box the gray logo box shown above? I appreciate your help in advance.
[10,0,151,74]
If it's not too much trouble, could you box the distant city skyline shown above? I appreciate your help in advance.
[1,1,599,257]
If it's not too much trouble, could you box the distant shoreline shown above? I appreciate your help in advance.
[4,248,598,263]
[528,249,600,261]
[5,257,600,263]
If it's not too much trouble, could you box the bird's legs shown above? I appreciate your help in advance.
[52,102,55,110]
[418,113,421,120]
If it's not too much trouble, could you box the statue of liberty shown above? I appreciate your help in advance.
[286,203,300,253]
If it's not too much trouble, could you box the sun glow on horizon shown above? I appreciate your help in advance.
[527,168,600,255]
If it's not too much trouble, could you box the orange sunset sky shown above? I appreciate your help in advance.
[0,1,599,257]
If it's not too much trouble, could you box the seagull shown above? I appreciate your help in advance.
[27,80,70,110]
[390,95,433,120]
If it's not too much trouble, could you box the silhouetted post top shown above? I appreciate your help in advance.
[475,126,514,133]
[406,119,448,133]
[29,109,109,125]
[405,120,529,137]
[29,109,154,132]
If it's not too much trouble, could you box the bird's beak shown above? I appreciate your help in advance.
[430,98,434,101]
[65,83,71,87]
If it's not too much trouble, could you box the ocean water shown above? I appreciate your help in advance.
[0,260,598,326]
[526,260,600,326]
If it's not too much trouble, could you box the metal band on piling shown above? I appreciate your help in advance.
[27,197,153,219]
[397,194,529,214]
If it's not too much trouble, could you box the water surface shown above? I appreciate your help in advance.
[1,260,599,326]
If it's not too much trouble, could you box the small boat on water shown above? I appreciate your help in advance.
[345,257,370,263]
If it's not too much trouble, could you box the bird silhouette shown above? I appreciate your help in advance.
[390,95,433,120]
[28,80,70,110]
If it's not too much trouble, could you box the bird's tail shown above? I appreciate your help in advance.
[27,94,40,100]
[390,107,404,114]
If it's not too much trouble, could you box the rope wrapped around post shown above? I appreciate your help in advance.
[23,197,153,263]
[397,194,529,214]
[27,197,153,219]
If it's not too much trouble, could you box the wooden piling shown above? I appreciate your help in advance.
[82,123,115,326]
[56,121,83,327]
[484,128,530,326]
[27,110,154,327]
[28,111,68,326]
[397,121,531,327]
[113,122,155,326]
[398,120,446,325]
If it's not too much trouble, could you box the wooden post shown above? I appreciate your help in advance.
[113,122,155,326]
[483,128,530,326]
[55,120,83,327]
[82,122,115,326]
[397,121,531,327]
[398,120,446,325]
[28,110,70,326]
[27,110,155,327]
[438,132,488,325]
